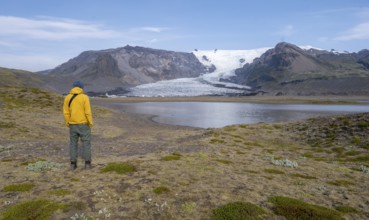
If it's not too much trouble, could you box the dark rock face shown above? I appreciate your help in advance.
[232,42,369,95]
[355,49,369,69]
[43,45,210,93]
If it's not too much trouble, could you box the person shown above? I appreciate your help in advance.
[63,81,93,170]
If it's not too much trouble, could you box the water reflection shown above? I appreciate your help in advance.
[107,102,369,128]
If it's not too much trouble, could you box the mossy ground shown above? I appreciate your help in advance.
[153,186,171,195]
[211,202,267,220]
[1,199,67,220]
[100,162,136,174]
[0,90,368,219]
[3,183,35,192]
[268,196,344,220]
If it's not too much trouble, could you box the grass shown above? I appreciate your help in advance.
[215,159,233,165]
[264,168,285,174]
[0,87,63,110]
[335,206,359,213]
[268,196,344,220]
[358,121,369,128]
[70,178,80,182]
[20,158,46,166]
[48,189,71,196]
[350,136,361,145]
[326,180,355,187]
[1,199,67,220]
[344,150,360,156]
[345,155,369,162]
[210,139,225,144]
[182,202,197,213]
[0,121,16,128]
[290,173,317,179]
[3,183,35,192]
[153,186,170,195]
[211,202,267,220]
[100,162,136,174]
[243,169,259,174]
[161,153,182,161]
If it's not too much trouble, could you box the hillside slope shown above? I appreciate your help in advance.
[233,42,369,95]
[0,67,44,88]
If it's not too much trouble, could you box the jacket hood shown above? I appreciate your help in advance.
[69,87,84,94]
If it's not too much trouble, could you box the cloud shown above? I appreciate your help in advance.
[0,16,121,40]
[0,16,175,70]
[146,38,158,44]
[0,53,64,71]
[275,25,295,37]
[335,22,369,41]
[0,40,21,47]
[133,27,168,33]
[356,7,369,18]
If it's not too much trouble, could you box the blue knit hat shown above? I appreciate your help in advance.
[73,81,84,89]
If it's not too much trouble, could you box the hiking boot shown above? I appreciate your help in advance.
[85,161,91,169]
[70,161,77,170]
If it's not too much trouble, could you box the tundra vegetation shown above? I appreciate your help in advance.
[0,87,368,219]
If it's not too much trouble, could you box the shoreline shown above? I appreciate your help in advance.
[91,95,369,104]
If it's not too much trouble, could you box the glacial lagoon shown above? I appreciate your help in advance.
[105,102,369,128]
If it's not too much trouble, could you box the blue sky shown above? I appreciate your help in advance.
[1,0,369,71]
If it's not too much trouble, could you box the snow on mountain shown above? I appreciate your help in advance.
[123,47,271,97]
[298,45,323,50]
[193,48,271,78]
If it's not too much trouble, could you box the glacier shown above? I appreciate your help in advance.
[122,47,271,97]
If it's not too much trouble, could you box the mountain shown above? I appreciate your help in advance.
[232,42,369,95]
[123,49,270,97]
[3,42,369,96]
[42,45,210,94]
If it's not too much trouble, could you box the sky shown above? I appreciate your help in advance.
[0,0,369,71]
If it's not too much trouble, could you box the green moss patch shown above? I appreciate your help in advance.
[161,153,182,161]
[0,121,16,128]
[100,162,136,174]
[1,199,67,220]
[290,173,317,179]
[3,183,35,192]
[153,186,170,195]
[210,139,225,144]
[211,201,267,220]
[48,189,71,196]
[335,206,358,213]
[345,155,369,162]
[268,196,344,220]
[215,159,233,165]
[264,169,285,174]
[326,179,355,187]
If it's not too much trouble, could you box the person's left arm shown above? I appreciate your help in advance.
[63,95,71,127]
[84,95,93,127]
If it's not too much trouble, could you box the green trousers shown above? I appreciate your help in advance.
[69,124,91,162]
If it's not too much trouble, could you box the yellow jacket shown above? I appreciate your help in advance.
[63,87,93,127]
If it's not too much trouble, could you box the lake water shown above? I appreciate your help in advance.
[105,102,369,128]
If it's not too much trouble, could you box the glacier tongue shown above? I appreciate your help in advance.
[123,47,270,97]
[126,78,250,97]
